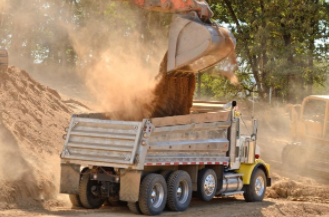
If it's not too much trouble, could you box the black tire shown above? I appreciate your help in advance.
[160,170,173,181]
[69,194,83,208]
[79,172,105,209]
[128,202,142,214]
[139,173,167,216]
[69,168,88,208]
[166,170,192,212]
[197,169,217,201]
[243,169,266,202]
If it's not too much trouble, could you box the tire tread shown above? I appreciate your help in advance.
[78,172,104,209]
[166,170,192,212]
[139,173,167,215]
[243,169,266,202]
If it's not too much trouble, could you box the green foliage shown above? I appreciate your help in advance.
[209,0,329,103]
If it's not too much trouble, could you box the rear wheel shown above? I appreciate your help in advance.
[166,170,192,212]
[160,170,173,181]
[139,173,167,215]
[243,169,266,202]
[78,172,105,209]
[128,202,142,214]
[197,169,217,201]
[69,194,82,208]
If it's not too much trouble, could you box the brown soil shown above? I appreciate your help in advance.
[266,173,329,203]
[0,66,72,209]
[151,53,196,118]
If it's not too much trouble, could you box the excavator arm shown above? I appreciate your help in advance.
[117,0,237,73]
[125,0,213,21]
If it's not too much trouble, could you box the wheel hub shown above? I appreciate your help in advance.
[255,176,265,196]
[177,187,182,195]
[150,183,164,209]
[91,185,99,197]
[176,180,189,204]
[204,174,215,196]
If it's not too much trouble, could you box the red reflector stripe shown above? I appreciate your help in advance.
[144,162,228,166]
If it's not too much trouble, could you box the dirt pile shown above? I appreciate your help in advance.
[266,173,329,203]
[0,66,72,208]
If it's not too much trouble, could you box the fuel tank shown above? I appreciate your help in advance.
[167,12,236,73]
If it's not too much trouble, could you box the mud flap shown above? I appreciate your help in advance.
[119,170,142,202]
[60,163,80,194]
[167,12,236,73]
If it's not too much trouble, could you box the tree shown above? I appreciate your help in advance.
[211,0,329,103]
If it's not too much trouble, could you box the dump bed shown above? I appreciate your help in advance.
[60,110,232,170]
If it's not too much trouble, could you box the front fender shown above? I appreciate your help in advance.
[235,159,271,186]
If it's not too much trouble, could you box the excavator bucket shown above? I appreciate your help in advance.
[0,48,8,72]
[167,12,236,73]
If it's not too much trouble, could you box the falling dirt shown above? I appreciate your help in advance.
[103,53,196,121]
[151,53,196,118]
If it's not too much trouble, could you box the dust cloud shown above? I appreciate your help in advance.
[63,3,170,120]
[66,13,237,120]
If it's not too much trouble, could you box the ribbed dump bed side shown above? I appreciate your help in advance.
[145,112,231,165]
[61,116,144,168]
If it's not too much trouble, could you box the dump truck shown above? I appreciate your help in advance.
[60,101,271,215]
[282,95,329,175]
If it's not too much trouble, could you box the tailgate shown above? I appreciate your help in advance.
[60,116,145,168]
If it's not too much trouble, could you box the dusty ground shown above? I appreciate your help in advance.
[1,66,329,216]
[2,198,329,217]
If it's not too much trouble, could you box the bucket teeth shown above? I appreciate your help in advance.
[167,12,236,73]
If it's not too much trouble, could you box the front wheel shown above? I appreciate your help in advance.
[197,169,217,201]
[243,169,266,202]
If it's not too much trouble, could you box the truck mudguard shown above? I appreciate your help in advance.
[60,163,81,194]
[235,159,271,186]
